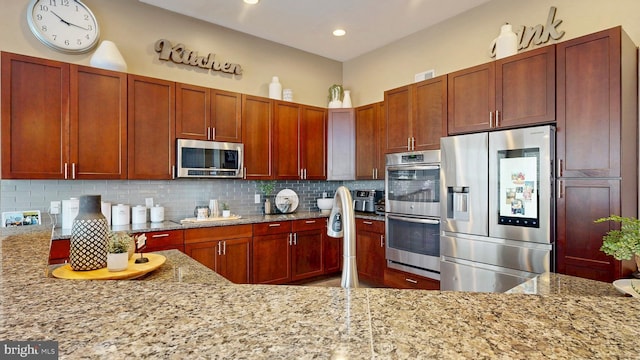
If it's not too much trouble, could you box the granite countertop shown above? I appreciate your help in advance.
[50,211,386,240]
[2,230,639,359]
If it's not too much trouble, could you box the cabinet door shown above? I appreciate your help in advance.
[496,46,555,128]
[291,229,324,281]
[355,220,385,285]
[252,233,291,284]
[185,241,217,271]
[217,237,251,284]
[127,75,175,179]
[211,89,242,143]
[384,85,412,153]
[447,62,495,135]
[242,95,272,179]
[301,105,327,179]
[557,28,624,178]
[273,101,301,179]
[556,179,628,282]
[355,104,379,180]
[412,75,447,150]
[70,65,127,179]
[324,234,342,274]
[175,83,209,140]
[327,108,354,180]
[1,52,69,179]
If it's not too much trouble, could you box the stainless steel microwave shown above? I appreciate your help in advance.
[176,139,244,178]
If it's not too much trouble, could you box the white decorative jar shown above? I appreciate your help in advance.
[269,76,282,100]
[496,23,518,59]
[342,90,352,108]
[222,210,231,218]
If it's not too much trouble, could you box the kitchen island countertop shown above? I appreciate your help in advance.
[2,229,639,359]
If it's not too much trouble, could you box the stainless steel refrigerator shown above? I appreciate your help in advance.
[440,125,555,292]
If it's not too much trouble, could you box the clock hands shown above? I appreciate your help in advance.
[50,10,90,31]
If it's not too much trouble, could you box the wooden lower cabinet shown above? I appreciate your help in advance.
[49,239,71,265]
[324,234,342,274]
[384,267,440,290]
[252,219,327,284]
[184,225,252,284]
[355,218,386,286]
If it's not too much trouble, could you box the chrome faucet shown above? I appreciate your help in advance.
[327,186,359,288]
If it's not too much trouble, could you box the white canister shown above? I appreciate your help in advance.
[131,205,147,224]
[268,76,282,100]
[282,88,293,101]
[111,204,130,226]
[61,198,80,229]
[496,23,518,59]
[101,201,112,225]
[150,205,165,223]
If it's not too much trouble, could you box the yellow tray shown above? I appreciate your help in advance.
[52,253,166,280]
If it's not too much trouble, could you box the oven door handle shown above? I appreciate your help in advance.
[386,165,440,172]
[387,214,440,225]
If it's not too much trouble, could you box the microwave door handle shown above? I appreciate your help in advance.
[386,165,440,172]
[387,215,440,225]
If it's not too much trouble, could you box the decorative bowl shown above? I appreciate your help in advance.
[317,198,334,213]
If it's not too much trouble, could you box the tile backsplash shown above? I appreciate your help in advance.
[0,179,384,226]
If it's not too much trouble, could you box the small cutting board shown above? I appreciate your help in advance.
[52,253,166,280]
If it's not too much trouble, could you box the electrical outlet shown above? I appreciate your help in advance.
[254,194,261,204]
[50,201,61,214]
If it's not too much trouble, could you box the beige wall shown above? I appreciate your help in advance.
[0,0,342,108]
[344,0,640,105]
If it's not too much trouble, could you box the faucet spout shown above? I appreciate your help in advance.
[327,186,359,288]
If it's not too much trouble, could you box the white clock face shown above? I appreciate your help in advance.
[27,0,100,53]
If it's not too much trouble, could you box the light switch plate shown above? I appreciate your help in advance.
[50,201,61,214]
[254,194,261,203]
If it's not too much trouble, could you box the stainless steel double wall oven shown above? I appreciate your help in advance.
[385,150,441,280]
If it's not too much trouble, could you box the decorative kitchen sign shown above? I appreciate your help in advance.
[489,6,565,58]
[154,39,243,75]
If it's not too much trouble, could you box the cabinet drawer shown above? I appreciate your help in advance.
[135,230,184,249]
[185,224,252,244]
[253,221,292,236]
[355,218,384,233]
[292,218,326,232]
[384,268,439,290]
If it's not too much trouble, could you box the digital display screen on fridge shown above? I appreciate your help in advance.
[497,147,540,228]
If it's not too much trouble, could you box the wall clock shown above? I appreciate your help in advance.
[27,0,100,54]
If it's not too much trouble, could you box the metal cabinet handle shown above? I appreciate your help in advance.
[405,278,418,284]
[305,220,316,224]
[288,233,293,246]
[172,165,176,179]
[407,138,411,151]
[243,167,247,179]
[218,241,222,255]
[64,163,68,180]
[380,235,384,248]
[489,111,493,128]
[412,137,415,151]
[151,233,170,238]
[212,127,216,140]
[558,159,563,178]
[71,163,76,179]
[294,233,297,245]
[269,223,281,227]
[495,110,500,127]
[363,221,373,225]
[372,168,376,179]
[558,180,564,199]
[222,240,226,255]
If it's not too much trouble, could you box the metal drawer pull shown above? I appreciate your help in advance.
[363,221,373,225]
[151,234,170,238]
[405,278,418,284]
[269,223,281,227]
[305,220,316,224]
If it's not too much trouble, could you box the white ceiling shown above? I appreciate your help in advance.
[139,0,491,62]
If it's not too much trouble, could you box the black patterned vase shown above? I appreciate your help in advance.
[69,195,109,270]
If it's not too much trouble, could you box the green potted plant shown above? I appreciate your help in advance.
[595,215,640,271]
[257,181,276,214]
[222,203,231,218]
[106,231,133,272]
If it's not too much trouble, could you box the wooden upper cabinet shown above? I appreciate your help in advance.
[355,102,385,180]
[127,74,175,179]
[327,108,355,180]
[175,83,209,140]
[70,65,127,179]
[242,95,272,179]
[447,62,495,134]
[556,27,634,179]
[1,52,69,179]
[496,46,555,128]
[176,85,242,143]
[301,105,327,180]
[448,45,555,135]
[412,75,447,150]
[384,85,412,153]
[384,75,446,153]
[273,101,301,179]
[211,89,242,143]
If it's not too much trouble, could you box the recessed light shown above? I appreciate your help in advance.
[333,29,346,37]
[244,0,259,4]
